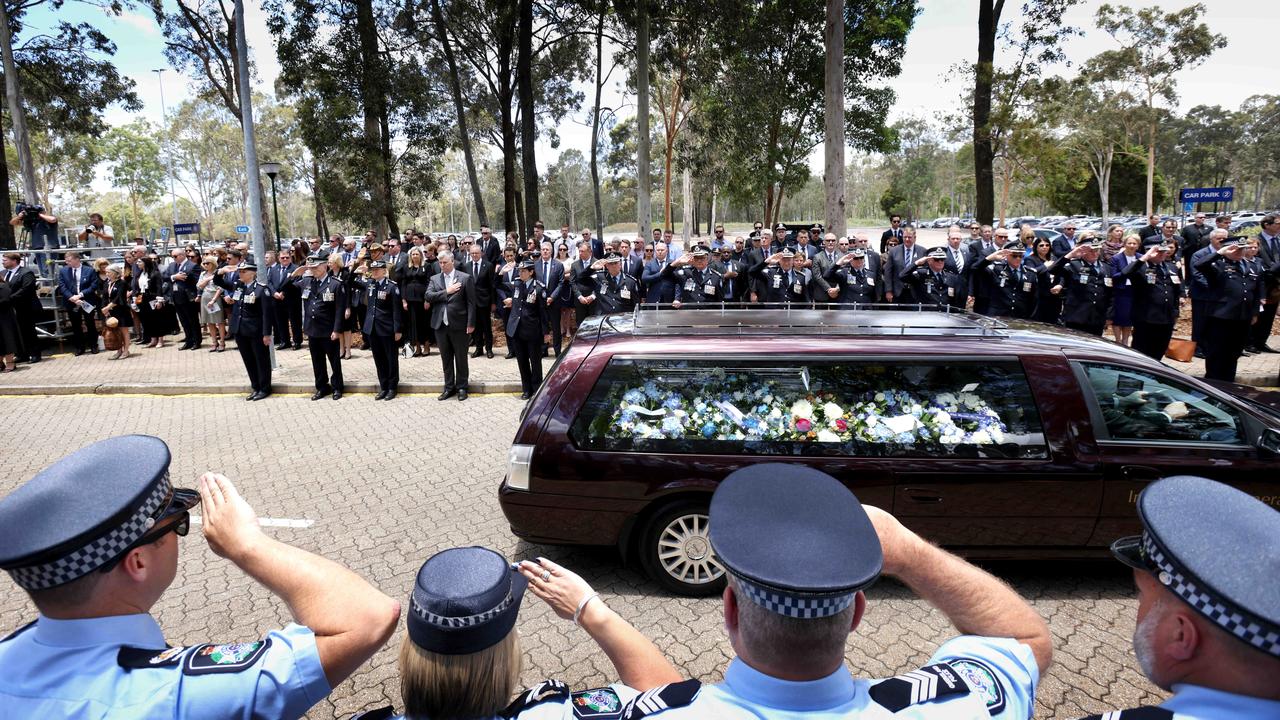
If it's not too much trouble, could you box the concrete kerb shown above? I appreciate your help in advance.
[0,381,526,396]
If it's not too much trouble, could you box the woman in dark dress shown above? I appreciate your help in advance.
[100,264,133,359]
[137,256,168,348]
[0,272,20,371]
[1026,238,1062,325]
[401,247,435,357]
[328,253,358,359]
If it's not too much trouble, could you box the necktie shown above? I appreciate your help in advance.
[473,261,478,276]
[4,270,11,282]
[542,262,548,285]
[443,274,451,325]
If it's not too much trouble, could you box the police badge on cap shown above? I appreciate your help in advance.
[927,248,947,260]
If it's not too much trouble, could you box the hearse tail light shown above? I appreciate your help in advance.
[507,444,535,490]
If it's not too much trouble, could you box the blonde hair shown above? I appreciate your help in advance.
[398,630,521,720]
[93,258,110,272]
[328,253,346,271]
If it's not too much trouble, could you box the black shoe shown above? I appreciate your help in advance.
[1243,348,1257,356]
[275,343,288,350]
[89,347,98,354]
[458,390,468,401]
[375,390,388,401]
[293,345,303,351]
[437,389,457,401]
[26,357,39,364]
[541,350,549,357]
[311,390,327,401]
[1258,345,1279,354]
[1193,349,1206,359]
[74,349,84,356]
[384,389,397,401]
[246,392,258,401]
[179,344,191,351]
[332,390,343,400]
[504,352,514,359]
[486,349,494,358]
[470,349,483,358]
[255,391,271,401]
[520,392,531,400]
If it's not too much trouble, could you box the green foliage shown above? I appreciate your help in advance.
[105,121,165,229]
[1041,150,1169,215]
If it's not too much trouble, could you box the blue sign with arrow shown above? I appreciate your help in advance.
[235,225,251,234]
[1178,187,1234,203]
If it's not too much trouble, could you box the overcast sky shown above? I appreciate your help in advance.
[32,0,1277,182]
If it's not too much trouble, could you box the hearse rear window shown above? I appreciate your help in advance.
[570,358,1047,458]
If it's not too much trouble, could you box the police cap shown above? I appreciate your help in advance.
[238,262,257,272]
[778,248,796,259]
[926,247,947,260]
[603,253,622,264]
[850,248,867,259]
[517,260,536,272]
[1002,241,1026,253]
[1111,476,1280,659]
[305,253,325,266]
[690,247,710,258]
[406,546,527,655]
[709,464,882,619]
[0,435,199,591]
[368,260,388,269]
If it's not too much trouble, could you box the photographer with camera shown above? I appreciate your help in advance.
[76,213,114,247]
[9,202,58,277]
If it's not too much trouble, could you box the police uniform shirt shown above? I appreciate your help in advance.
[1122,259,1181,326]
[509,279,549,337]
[362,278,402,336]
[671,265,723,304]
[352,681,642,720]
[1075,684,1280,720]
[1047,258,1111,326]
[757,265,808,303]
[828,265,877,304]
[987,262,1037,317]
[1192,252,1264,321]
[225,279,273,337]
[903,265,958,306]
[0,614,328,719]
[630,635,1037,720]
[299,274,345,337]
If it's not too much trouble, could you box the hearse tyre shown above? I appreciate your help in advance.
[639,500,726,596]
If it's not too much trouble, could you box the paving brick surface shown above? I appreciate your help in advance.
[0,394,1166,718]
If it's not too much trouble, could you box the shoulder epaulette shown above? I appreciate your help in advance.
[502,679,570,718]
[868,662,971,713]
[1077,707,1173,720]
[349,705,396,720]
[621,679,701,719]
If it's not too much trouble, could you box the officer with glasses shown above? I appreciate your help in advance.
[0,434,399,718]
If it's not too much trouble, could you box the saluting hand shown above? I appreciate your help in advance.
[198,473,265,561]
[518,558,594,621]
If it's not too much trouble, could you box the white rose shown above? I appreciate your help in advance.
[874,392,886,402]
[970,430,992,444]
[822,402,844,421]
[768,408,782,420]
[816,429,841,442]
[883,415,920,434]
[791,399,814,420]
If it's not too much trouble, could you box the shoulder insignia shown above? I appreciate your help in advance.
[947,657,1005,715]
[868,662,971,713]
[182,639,271,675]
[621,679,701,719]
[349,705,397,720]
[119,645,189,669]
[501,679,570,718]
[571,687,624,719]
[1,620,35,644]
[1077,708,1173,720]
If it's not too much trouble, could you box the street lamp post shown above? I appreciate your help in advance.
[154,69,179,247]
[260,162,283,253]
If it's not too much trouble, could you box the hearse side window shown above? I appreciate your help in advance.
[569,358,1047,458]
[1081,363,1244,444]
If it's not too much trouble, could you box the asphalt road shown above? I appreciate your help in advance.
[0,394,1166,718]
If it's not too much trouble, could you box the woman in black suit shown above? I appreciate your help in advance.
[0,273,20,371]
[137,256,168,348]
[1025,238,1062,325]
[402,247,435,357]
[327,253,358,359]
[100,264,133,359]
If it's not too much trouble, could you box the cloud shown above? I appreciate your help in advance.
[116,11,160,37]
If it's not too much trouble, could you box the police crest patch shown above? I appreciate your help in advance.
[948,657,1005,716]
[572,687,624,718]
[183,639,271,675]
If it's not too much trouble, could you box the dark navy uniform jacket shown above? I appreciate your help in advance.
[1121,259,1182,326]
[1044,258,1112,327]
[823,264,879,304]
[664,264,725,305]
[215,274,274,337]
[574,267,639,315]
[292,273,347,338]
[505,279,550,339]
[749,263,810,304]
[900,265,963,307]
[975,258,1038,319]
[1193,253,1264,322]
[359,278,403,336]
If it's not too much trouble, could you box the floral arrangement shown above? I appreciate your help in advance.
[607,370,1008,447]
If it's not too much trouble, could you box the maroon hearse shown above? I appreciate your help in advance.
[499,308,1280,595]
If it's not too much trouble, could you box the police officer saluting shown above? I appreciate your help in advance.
[1079,476,1280,720]
[901,247,962,308]
[574,252,640,316]
[360,259,403,400]
[1043,236,1112,336]
[293,253,347,400]
[1194,238,1264,382]
[215,260,274,400]
[664,246,724,308]
[0,435,399,718]
[506,260,552,400]
[823,247,879,305]
[749,247,811,305]
[628,464,1050,718]
[975,241,1038,319]
[1121,242,1183,361]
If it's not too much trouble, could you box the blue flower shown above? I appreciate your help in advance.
[620,410,636,424]
[661,416,683,435]
[702,422,717,438]
[663,396,683,410]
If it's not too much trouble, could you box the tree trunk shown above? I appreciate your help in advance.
[973,0,1004,226]
[681,167,692,243]
[663,130,675,231]
[709,185,717,234]
[498,5,517,236]
[775,184,786,225]
[311,158,328,238]
[380,106,400,238]
[517,0,538,236]
[1145,119,1156,216]
[431,0,487,226]
[823,0,846,237]
[589,1,605,241]
[0,1,38,205]
[355,0,389,240]
[0,117,13,249]
[635,0,651,237]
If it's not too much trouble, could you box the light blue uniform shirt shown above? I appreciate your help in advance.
[1157,683,1280,719]
[372,683,640,719]
[640,635,1038,719]
[0,613,329,719]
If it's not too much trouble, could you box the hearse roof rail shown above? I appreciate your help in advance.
[611,304,1011,337]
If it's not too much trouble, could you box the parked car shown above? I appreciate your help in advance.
[498,308,1280,595]
[1230,220,1260,235]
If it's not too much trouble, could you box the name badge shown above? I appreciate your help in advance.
[704,283,717,296]
[302,289,311,299]
[322,291,335,302]
[772,275,782,288]
[244,292,256,305]
[1146,272,1157,284]
[1022,281,1032,293]
[1103,277,1113,288]
[947,286,955,297]
[866,277,875,287]
[620,287,631,299]
[232,290,243,301]
[378,290,388,300]
[1171,274,1181,284]
[525,292,537,304]
[684,279,695,291]
[1079,274,1089,285]
[792,282,803,294]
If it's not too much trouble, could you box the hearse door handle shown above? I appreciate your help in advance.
[1121,465,1161,481]
[903,489,944,504]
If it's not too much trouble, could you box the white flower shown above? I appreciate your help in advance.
[883,415,920,434]
[989,427,1005,443]
[816,429,841,442]
[874,392,886,402]
[934,392,957,406]
[822,402,844,421]
[970,430,992,445]
[768,407,782,420]
[791,399,814,420]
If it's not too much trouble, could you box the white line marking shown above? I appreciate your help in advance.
[189,515,314,528]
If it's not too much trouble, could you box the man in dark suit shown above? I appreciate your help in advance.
[617,239,642,284]
[1249,213,1280,353]
[2,253,41,362]
[641,242,677,304]
[882,232,926,304]
[879,215,904,254]
[1137,213,1161,242]
[169,248,203,350]
[967,228,1004,314]
[425,250,476,401]
[463,243,496,358]
[582,228,605,260]
[266,251,303,350]
[56,251,98,355]
[716,246,748,303]
[942,231,972,310]
[745,229,778,302]
[1051,222,1078,259]
[477,225,502,266]
[534,241,567,355]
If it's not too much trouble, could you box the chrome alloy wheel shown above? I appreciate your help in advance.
[656,512,725,586]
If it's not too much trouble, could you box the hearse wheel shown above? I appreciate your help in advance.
[640,502,726,596]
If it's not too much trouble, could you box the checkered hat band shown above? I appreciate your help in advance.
[734,573,855,619]
[8,473,172,591]
[1143,533,1280,658]
[410,590,514,629]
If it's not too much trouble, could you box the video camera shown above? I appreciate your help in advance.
[14,202,47,228]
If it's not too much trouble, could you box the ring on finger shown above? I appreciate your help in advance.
[540,570,551,582]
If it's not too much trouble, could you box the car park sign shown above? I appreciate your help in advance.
[235,224,251,234]
[174,222,200,236]
[1179,186,1234,203]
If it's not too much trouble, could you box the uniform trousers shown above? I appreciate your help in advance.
[1202,319,1249,382]
[65,305,94,352]
[1132,321,1174,361]
[1065,320,1105,337]
[308,335,343,392]
[1248,302,1277,350]
[274,298,303,347]
[471,303,494,351]
[368,333,399,392]
[509,333,543,395]
[236,333,272,392]
[1190,298,1208,343]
